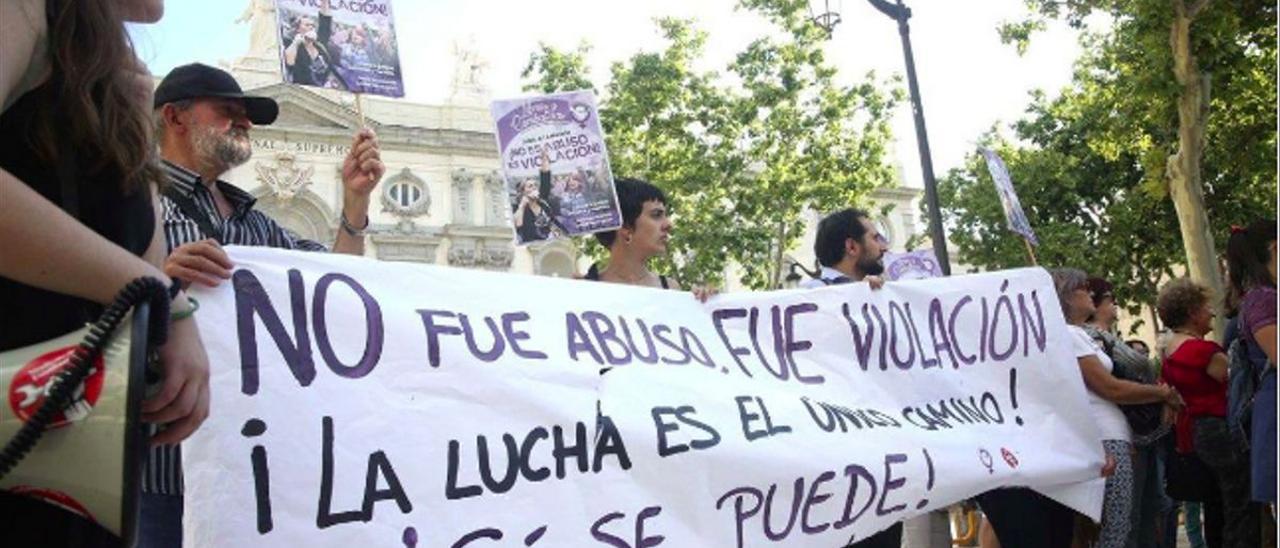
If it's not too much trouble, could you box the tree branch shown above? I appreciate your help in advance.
[1188,0,1212,17]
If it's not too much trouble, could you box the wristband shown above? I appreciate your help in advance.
[340,212,369,237]
[171,296,200,322]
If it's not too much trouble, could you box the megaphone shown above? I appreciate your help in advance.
[0,302,153,545]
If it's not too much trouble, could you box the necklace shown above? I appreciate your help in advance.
[1172,329,1201,339]
[605,268,650,285]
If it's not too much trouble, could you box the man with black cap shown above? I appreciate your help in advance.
[137,62,384,546]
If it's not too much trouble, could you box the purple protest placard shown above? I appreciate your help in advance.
[274,0,404,98]
[490,91,622,245]
[980,148,1038,246]
[883,249,944,281]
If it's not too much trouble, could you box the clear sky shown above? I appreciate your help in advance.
[129,1,1088,190]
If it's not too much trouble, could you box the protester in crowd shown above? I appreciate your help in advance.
[798,207,897,547]
[1223,219,1277,508]
[0,1,211,545]
[1053,268,1184,548]
[965,271,1129,548]
[283,0,340,88]
[1127,339,1151,358]
[1081,277,1174,548]
[1161,325,1224,548]
[1219,290,1275,546]
[581,177,680,288]
[798,207,887,290]
[142,62,384,546]
[1158,277,1259,548]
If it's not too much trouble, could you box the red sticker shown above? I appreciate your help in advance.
[1001,447,1020,469]
[7,346,104,428]
[6,485,95,521]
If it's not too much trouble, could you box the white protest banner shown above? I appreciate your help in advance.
[980,148,1038,246]
[183,247,1104,547]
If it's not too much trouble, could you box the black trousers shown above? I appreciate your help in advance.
[845,521,903,548]
[0,491,121,547]
[1193,416,1259,548]
[975,487,1075,548]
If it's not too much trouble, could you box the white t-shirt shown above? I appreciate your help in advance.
[1068,325,1132,442]
[798,266,854,289]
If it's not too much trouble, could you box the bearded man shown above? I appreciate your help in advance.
[140,62,383,546]
[799,207,889,290]
[797,207,896,545]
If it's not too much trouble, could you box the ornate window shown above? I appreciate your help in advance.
[381,167,431,220]
[389,181,423,209]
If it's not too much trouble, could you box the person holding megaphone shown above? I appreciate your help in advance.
[0,0,211,546]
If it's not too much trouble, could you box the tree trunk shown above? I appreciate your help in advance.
[1167,0,1226,336]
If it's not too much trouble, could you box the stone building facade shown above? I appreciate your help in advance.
[209,1,923,284]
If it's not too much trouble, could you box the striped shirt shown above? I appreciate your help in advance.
[143,160,328,496]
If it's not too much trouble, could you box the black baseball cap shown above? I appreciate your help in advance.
[154,63,279,125]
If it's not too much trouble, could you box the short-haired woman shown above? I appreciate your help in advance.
[584,178,679,289]
[1158,277,1260,547]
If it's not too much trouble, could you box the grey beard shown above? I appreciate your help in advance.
[192,127,252,174]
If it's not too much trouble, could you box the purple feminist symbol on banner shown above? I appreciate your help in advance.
[570,102,592,128]
[979,448,994,474]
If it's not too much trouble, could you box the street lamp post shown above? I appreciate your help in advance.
[809,0,952,275]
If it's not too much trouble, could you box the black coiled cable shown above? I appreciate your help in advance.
[0,276,170,479]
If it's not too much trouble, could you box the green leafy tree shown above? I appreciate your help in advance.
[994,0,1277,332]
[521,0,901,289]
[940,0,1275,332]
[521,42,596,95]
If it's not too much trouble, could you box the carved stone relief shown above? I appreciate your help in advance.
[370,232,440,264]
[451,169,475,225]
[484,171,507,227]
[254,152,315,201]
[447,237,513,270]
